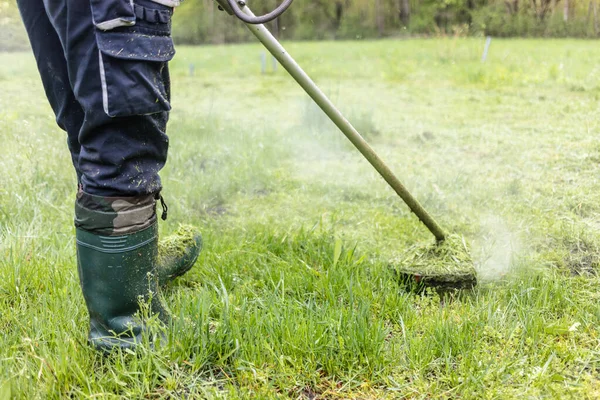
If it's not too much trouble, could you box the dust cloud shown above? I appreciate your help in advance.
[473,215,522,281]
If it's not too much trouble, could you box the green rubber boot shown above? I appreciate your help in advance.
[76,222,168,352]
[157,225,203,286]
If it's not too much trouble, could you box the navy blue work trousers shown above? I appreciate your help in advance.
[17,0,178,197]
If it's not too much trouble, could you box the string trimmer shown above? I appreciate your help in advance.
[214,0,477,291]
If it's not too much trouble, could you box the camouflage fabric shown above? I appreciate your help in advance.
[75,190,157,236]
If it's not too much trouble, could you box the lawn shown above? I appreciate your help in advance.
[1,38,600,398]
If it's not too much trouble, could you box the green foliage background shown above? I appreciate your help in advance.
[0,0,27,51]
[172,0,599,44]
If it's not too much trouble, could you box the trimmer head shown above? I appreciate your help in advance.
[393,234,477,292]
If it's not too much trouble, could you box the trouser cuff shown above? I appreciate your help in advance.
[74,190,157,236]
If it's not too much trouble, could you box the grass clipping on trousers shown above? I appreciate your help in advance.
[394,234,477,291]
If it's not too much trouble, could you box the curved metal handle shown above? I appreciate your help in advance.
[227,0,294,24]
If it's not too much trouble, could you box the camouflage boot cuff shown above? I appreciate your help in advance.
[74,191,157,236]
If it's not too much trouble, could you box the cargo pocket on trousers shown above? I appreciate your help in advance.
[92,0,176,117]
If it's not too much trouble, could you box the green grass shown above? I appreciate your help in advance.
[1,38,600,398]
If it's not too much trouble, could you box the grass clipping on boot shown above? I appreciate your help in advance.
[394,234,477,292]
[158,224,197,262]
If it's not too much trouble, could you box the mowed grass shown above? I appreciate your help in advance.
[1,38,600,398]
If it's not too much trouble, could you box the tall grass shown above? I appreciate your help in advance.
[1,39,600,398]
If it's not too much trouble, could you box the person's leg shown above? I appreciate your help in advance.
[18,0,201,351]
[53,0,173,198]
[63,0,183,351]
[16,0,84,179]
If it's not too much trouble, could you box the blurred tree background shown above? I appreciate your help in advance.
[0,0,27,50]
[1,0,598,50]
[172,0,600,43]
